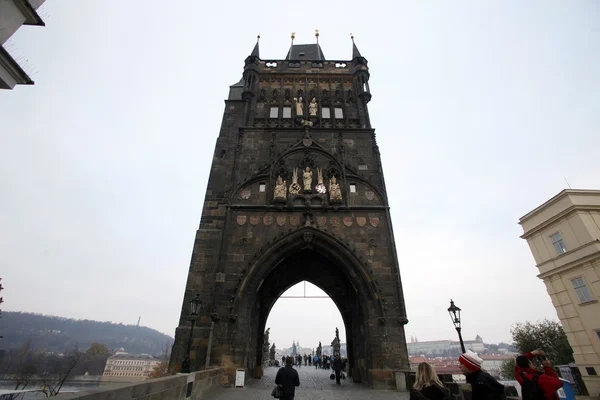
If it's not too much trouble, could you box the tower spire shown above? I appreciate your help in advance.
[251,34,260,58]
[351,33,362,59]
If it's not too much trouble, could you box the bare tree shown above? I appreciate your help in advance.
[10,339,38,390]
[148,342,171,379]
[40,347,83,397]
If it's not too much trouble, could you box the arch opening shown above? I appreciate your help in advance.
[265,281,347,363]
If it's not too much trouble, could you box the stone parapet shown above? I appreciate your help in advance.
[58,368,223,400]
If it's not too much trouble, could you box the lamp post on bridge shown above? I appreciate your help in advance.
[181,293,202,373]
[447,299,466,354]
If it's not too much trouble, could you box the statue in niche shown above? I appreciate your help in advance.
[315,167,326,194]
[289,167,301,194]
[329,176,342,202]
[309,97,318,117]
[274,175,287,201]
[294,97,304,116]
[303,167,313,192]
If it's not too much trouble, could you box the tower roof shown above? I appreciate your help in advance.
[285,44,326,61]
[251,40,260,58]
[352,39,362,59]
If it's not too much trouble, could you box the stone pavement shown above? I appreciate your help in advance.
[210,365,410,399]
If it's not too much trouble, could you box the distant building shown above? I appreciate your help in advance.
[101,351,161,382]
[480,354,514,378]
[0,0,45,89]
[520,189,600,396]
[407,336,485,356]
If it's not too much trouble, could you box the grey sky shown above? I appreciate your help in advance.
[1,1,599,351]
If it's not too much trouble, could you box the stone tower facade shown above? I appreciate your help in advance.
[170,37,410,389]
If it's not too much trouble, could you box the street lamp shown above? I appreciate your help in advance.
[181,293,202,373]
[447,299,466,353]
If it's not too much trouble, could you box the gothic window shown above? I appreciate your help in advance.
[322,108,331,119]
[334,107,344,119]
[259,183,266,192]
[349,184,357,193]
[270,107,279,119]
[283,107,291,118]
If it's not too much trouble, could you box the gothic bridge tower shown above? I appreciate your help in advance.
[170,35,410,389]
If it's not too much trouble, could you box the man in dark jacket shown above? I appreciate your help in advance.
[459,352,506,400]
[514,349,563,400]
[275,356,300,400]
[333,354,344,385]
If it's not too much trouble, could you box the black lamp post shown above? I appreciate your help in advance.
[181,293,202,373]
[447,299,466,354]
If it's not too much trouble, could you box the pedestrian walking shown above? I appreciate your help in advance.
[515,349,562,400]
[459,352,506,400]
[333,354,344,385]
[275,356,300,400]
[411,362,450,400]
[297,354,302,368]
[314,355,319,369]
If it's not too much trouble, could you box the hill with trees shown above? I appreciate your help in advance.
[0,312,173,355]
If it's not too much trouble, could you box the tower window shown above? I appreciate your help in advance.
[334,108,344,119]
[269,107,278,118]
[299,52,305,56]
[550,232,567,255]
[283,107,291,119]
[570,277,594,303]
[259,183,266,192]
[322,108,331,119]
[349,184,356,193]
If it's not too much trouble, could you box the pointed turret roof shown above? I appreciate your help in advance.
[251,39,260,58]
[351,36,362,59]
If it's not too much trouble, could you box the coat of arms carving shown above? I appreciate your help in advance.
[276,216,286,226]
[236,216,247,226]
[263,216,273,226]
[356,217,367,227]
[289,216,300,226]
[365,191,375,201]
[250,216,260,225]
[343,217,353,227]
[316,216,327,226]
[369,217,380,227]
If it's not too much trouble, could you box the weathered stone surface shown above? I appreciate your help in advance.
[169,43,409,389]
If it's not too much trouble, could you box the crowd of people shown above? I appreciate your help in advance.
[279,353,347,371]
[411,349,563,400]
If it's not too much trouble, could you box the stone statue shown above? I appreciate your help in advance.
[294,97,304,116]
[317,341,322,357]
[274,175,287,201]
[264,328,270,344]
[317,167,324,185]
[309,97,318,117]
[336,327,339,341]
[269,343,276,360]
[332,328,341,356]
[303,167,313,192]
[329,176,342,202]
[289,167,301,194]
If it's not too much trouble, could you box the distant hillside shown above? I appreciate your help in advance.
[0,312,173,355]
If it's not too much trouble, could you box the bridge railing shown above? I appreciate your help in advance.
[58,368,223,400]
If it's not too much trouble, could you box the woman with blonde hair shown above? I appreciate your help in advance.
[411,362,450,400]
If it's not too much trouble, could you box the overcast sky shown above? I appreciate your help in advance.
[1,1,599,352]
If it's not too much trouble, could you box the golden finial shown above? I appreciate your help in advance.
[257,33,260,41]
[291,32,296,40]
[350,32,354,42]
[315,29,320,43]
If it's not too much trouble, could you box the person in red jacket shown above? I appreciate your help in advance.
[515,349,563,400]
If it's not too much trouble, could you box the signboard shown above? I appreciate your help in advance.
[235,369,245,388]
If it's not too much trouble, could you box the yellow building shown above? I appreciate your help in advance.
[519,189,600,396]
[102,351,161,383]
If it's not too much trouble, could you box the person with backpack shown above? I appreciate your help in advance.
[275,356,300,400]
[514,349,563,400]
[411,362,450,400]
[459,351,506,400]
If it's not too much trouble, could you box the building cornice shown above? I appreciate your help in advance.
[13,0,45,26]
[520,204,600,239]
[0,45,33,87]
[519,189,600,225]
